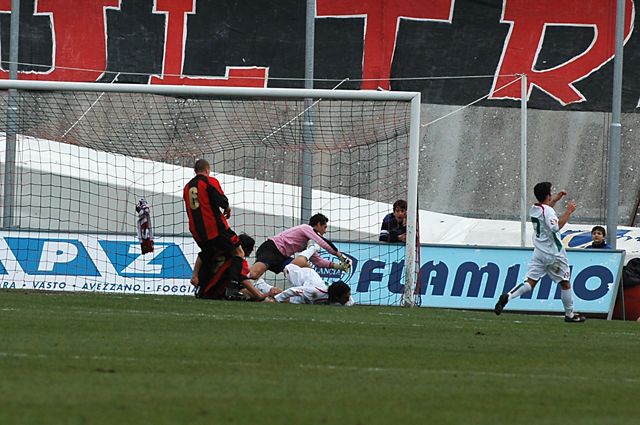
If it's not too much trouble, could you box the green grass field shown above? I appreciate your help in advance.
[1,290,639,425]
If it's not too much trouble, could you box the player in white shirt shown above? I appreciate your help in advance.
[494,182,586,323]
[254,241,353,305]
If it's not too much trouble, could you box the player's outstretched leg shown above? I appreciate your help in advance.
[494,293,509,315]
[494,282,533,316]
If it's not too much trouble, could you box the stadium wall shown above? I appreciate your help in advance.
[420,104,640,225]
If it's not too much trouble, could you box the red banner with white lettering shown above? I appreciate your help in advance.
[0,0,637,111]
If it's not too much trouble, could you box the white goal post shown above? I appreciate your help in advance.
[0,80,421,306]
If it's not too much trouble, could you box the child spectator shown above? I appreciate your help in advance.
[379,199,407,243]
[586,225,612,249]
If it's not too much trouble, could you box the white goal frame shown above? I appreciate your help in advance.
[0,80,422,307]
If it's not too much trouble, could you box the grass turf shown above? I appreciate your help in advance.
[1,289,639,425]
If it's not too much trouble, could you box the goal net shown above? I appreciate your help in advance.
[0,81,421,306]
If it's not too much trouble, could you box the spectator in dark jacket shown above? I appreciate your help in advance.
[379,199,407,243]
[586,225,612,249]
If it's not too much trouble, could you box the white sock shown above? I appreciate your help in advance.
[253,278,273,294]
[298,245,317,260]
[561,288,575,317]
[508,282,532,300]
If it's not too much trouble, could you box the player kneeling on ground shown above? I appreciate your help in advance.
[194,233,280,302]
[254,241,354,305]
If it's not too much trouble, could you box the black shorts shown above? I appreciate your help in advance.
[255,239,292,274]
[195,258,250,302]
[196,256,229,300]
[197,229,241,287]
[197,228,241,258]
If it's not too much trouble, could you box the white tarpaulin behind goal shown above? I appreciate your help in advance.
[4,133,640,252]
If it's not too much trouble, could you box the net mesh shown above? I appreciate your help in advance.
[0,88,413,304]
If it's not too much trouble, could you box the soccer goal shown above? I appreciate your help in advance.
[0,80,421,306]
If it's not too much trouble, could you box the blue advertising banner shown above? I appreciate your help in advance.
[320,242,624,316]
[0,231,624,317]
[0,232,198,295]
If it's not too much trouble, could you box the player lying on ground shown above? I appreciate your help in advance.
[494,182,586,323]
[249,213,352,282]
[194,233,281,301]
[254,241,354,306]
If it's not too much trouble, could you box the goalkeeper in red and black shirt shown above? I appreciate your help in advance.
[184,159,244,289]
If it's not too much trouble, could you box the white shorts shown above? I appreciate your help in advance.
[284,263,325,288]
[526,252,570,283]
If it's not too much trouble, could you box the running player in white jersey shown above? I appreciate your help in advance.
[254,242,353,305]
[494,182,586,322]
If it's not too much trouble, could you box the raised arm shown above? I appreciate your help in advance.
[558,200,576,229]
[549,190,567,208]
